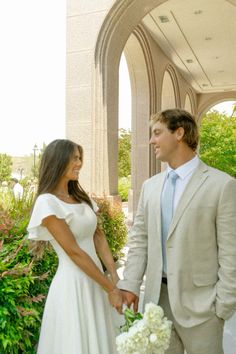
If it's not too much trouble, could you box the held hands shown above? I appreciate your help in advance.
[108,288,139,314]
[108,288,123,314]
[121,290,139,312]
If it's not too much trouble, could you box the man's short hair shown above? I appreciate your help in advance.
[150,108,199,151]
[11,177,18,183]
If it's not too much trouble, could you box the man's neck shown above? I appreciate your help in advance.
[168,150,196,170]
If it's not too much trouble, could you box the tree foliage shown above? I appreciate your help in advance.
[231,102,236,117]
[199,110,236,177]
[0,154,12,182]
[118,176,131,202]
[118,129,131,178]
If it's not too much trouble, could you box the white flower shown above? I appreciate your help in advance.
[116,303,172,354]
[149,333,158,343]
[143,302,164,330]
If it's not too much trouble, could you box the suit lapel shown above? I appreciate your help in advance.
[167,161,209,239]
[149,172,165,236]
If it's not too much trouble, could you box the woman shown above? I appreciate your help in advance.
[27,139,122,354]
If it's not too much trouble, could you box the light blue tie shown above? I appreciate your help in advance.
[161,170,179,274]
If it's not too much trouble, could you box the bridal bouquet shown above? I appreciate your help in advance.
[116,302,172,354]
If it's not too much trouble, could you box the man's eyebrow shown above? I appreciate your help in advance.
[153,128,161,133]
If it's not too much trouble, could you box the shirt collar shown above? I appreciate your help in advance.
[167,155,200,180]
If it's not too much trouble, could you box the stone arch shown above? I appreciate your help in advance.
[197,92,236,121]
[161,65,180,109]
[159,64,181,171]
[93,0,169,195]
[184,92,194,114]
[122,24,157,213]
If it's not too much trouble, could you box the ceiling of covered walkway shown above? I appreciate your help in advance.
[142,0,236,94]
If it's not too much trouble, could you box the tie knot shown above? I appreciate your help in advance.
[168,170,178,183]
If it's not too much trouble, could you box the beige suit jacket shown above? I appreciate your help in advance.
[118,161,236,327]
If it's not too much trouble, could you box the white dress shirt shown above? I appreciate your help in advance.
[163,155,200,212]
[13,182,24,199]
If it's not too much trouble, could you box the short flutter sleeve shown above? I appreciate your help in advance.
[27,194,74,241]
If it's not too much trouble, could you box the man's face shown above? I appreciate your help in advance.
[149,121,180,163]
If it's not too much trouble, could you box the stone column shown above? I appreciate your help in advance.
[66,1,116,195]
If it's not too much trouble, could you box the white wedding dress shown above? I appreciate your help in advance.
[27,193,118,354]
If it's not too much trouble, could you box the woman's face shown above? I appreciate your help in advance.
[63,146,82,181]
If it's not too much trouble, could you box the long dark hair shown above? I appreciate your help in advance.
[37,139,92,208]
[29,139,93,257]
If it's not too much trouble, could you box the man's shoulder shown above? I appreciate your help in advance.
[143,172,165,187]
[200,160,234,182]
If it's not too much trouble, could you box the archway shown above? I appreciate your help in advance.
[121,27,154,214]
[93,0,169,196]
[161,68,178,109]
[184,93,193,113]
[197,92,236,119]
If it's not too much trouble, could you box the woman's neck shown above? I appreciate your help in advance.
[53,182,70,199]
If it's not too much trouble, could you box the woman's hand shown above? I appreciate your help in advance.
[108,288,123,314]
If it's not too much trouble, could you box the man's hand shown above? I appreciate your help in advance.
[121,290,139,312]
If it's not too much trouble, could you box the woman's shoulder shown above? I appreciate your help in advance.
[34,193,62,209]
[36,193,59,203]
[30,193,74,225]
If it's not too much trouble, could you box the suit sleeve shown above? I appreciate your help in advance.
[117,182,148,296]
[215,178,236,320]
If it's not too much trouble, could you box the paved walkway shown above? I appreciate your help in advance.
[119,204,236,353]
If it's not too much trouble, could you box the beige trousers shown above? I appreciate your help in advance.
[159,283,224,354]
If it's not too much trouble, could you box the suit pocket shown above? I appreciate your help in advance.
[193,273,217,286]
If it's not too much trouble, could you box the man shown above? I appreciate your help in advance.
[10,177,24,199]
[118,109,236,353]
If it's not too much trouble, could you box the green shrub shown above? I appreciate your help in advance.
[118,176,131,202]
[93,196,128,262]
[0,194,57,354]
[0,235,57,354]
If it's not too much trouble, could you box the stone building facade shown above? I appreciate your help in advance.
[66,0,236,215]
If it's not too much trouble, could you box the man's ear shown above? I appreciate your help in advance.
[176,127,185,141]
